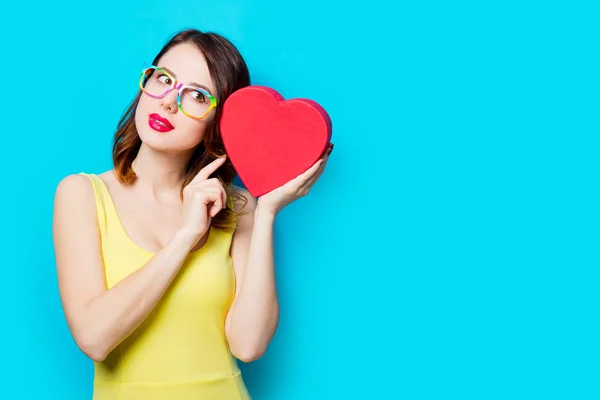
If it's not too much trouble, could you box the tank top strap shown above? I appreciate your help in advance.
[78,173,115,236]
[79,172,107,236]
[226,192,237,230]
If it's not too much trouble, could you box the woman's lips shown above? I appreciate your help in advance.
[148,113,174,132]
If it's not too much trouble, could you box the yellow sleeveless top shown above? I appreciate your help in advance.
[80,173,251,400]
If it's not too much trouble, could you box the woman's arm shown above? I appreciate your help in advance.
[225,191,279,363]
[225,146,332,362]
[53,175,199,362]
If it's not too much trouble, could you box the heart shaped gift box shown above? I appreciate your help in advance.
[220,86,332,198]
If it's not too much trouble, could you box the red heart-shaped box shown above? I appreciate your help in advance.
[220,86,332,197]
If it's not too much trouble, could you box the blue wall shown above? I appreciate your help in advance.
[2,0,599,398]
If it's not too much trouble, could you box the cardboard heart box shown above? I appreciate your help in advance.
[220,86,332,197]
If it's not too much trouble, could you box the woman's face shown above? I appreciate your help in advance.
[135,43,217,153]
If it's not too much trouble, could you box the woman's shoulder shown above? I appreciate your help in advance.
[55,173,92,198]
[231,184,256,213]
[53,173,99,221]
[231,184,251,198]
[54,170,113,207]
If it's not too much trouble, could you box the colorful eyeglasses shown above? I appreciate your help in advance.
[139,64,217,120]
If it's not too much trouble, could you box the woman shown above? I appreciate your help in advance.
[52,28,332,400]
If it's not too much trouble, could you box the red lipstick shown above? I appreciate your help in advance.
[149,113,174,133]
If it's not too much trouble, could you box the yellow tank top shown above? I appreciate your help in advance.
[80,173,251,400]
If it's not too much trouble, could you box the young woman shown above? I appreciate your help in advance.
[52,28,333,400]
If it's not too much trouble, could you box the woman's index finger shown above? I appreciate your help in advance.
[191,156,227,183]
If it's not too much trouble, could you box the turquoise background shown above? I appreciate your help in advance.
[2,0,599,398]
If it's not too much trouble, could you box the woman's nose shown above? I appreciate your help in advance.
[161,84,181,113]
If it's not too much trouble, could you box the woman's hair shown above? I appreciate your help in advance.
[112,29,251,230]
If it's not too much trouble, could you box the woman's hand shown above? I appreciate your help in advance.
[257,143,333,216]
[178,156,228,242]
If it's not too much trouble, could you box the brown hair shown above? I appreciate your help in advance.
[112,29,251,230]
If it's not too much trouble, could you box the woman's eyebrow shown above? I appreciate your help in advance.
[160,66,214,94]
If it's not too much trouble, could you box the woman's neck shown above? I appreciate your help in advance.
[130,144,193,191]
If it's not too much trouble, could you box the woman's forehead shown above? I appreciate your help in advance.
[158,44,215,92]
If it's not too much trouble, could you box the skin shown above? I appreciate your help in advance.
[52,43,332,364]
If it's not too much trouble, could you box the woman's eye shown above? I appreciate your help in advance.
[192,91,207,103]
[157,74,172,85]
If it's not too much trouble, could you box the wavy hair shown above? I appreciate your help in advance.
[112,29,251,229]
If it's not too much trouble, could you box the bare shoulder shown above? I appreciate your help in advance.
[230,185,257,237]
[53,174,99,235]
[54,170,115,204]
[54,174,95,206]
[231,185,257,214]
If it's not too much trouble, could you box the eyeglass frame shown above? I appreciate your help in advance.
[139,63,218,120]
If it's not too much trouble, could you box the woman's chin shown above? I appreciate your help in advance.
[138,129,198,153]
